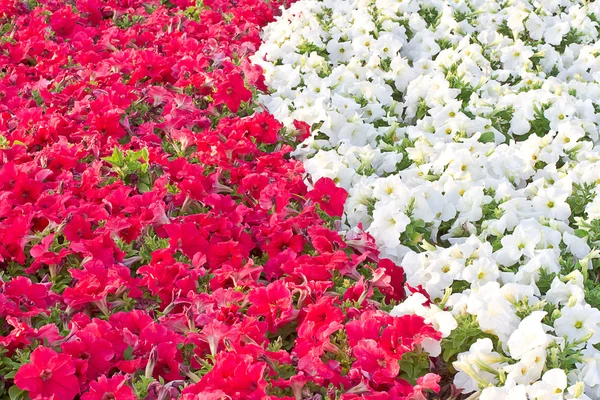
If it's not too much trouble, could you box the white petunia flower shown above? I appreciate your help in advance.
[555,304,600,344]
[528,368,568,399]
[507,311,549,359]
[495,221,542,266]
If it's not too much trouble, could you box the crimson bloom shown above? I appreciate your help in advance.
[352,339,400,385]
[213,73,252,113]
[14,347,80,400]
[381,315,442,358]
[293,120,311,141]
[183,353,268,398]
[81,375,136,400]
[378,258,407,302]
[263,229,305,257]
[61,329,115,380]
[306,177,349,217]
[248,280,296,332]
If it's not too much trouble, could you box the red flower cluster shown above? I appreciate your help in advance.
[0,0,442,398]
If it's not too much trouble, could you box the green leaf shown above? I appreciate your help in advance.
[585,283,600,310]
[4,370,17,379]
[124,345,134,361]
[574,229,588,238]
[103,147,125,167]
[567,183,596,221]
[138,173,153,193]
[296,41,328,58]
[478,131,495,143]
[450,279,470,294]
[398,351,431,385]
[441,314,494,365]
[536,269,557,295]
[415,99,428,120]
[8,386,27,400]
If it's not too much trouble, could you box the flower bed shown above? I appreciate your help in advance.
[0,0,443,399]
[254,0,600,398]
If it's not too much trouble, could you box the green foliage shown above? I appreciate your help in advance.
[513,296,547,320]
[329,330,354,375]
[314,6,334,30]
[0,134,9,149]
[8,386,29,400]
[399,350,431,385]
[132,374,155,399]
[441,314,494,365]
[454,9,476,24]
[536,269,557,295]
[497,20,511,37]
[380,57,392,72]
[139,233,170,263]
[584,280,600,310]
[25,0,39,10]
[0,348,31,399]
[400,218,430,251]
[450,279,470,294]
[546,339,585,371]
[103,147,155,192]
[419,6,441,28]
[393,142,416,172]
[478,131,495,143]
[125,99,162,129]
[489,106,514,142]
[480,199,502,222]
[114,14,145,29]
[516,102,551,141]
[31,90,44,107]
[415,99,429,120]
[1,22,15,44]
[437,37,453,51]
[50,267,74,294]
[567,183,596,221]
[184,0,206,21]
[115,228,170,271]
[124,345,134,361]
[556,28,586,53]
[297,41,328,58]
[378,298,399,313]
[444,65,478,108]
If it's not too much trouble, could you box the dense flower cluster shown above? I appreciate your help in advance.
[0,0,444,399]
[254,0,600,398]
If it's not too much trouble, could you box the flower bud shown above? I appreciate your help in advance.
[145,346,158,379]
[567,295,578,308]
[569,381,585,398]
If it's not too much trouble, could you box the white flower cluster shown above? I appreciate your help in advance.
[254,0,600,397]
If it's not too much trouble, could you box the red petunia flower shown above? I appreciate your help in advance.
[352,339,399,385]
[14,347,80,400]
[380,315,442,358]
[244,111,281,144]
[213,73,252,113]
[61,329,115,380]
[248,280,296,332]
[81,374,136,400]
[293,120,312,141]
[378,258,407,302]
[263,229,305,258]
[307,225,347,253]
[183,352,268,398]
[306,177,348,217]
[63,214,95,242]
